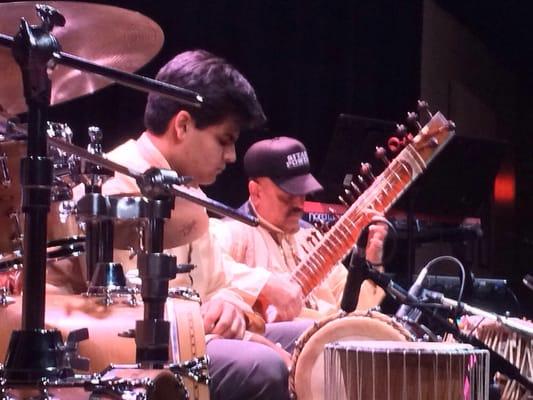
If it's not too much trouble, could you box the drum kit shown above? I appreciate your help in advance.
[0,2,248,399]
[0,2,532,400]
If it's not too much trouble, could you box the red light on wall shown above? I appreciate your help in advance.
[493,170,515,206]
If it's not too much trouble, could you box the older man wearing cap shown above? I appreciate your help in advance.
[211,136,388,322]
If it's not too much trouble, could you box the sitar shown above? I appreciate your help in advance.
[291,111,455,298]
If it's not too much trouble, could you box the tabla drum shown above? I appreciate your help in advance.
[461,316,533,399]
[1,367,187,400]
[0,293,209,400]
[289,310,413,400]
[324,341,490,400]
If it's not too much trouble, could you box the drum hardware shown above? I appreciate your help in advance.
[1,4,255,395]
[84,262,138,307]
[3,327,90,383]
[7,213,23,255]
[0,288,15,307]
[168,287,200,303]
[0,155,11,188]
[168,356,210,385]
[76,125,130,304]
[0,2,198,385]
[90,364,188,400]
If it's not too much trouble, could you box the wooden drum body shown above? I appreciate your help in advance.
[324,341,490,400]
[290,310,413,400]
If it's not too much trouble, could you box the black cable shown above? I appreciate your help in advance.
[419,255,466,328]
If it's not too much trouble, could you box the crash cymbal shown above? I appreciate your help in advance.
[0,1,164,115]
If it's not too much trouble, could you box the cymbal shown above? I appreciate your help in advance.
[0,1,164,115]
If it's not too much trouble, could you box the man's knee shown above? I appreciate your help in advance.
[207,339,289,400]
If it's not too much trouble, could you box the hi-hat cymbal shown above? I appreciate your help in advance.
[0,1,164,115]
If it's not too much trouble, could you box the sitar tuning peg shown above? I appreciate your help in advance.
[375,146,390,165]
[343,173,361,196]
[417,100,432,119]
[337,194,350,207]
[359,162,375,182]
[395,123,407,136]
[350,181,362,196]
[406,111,422,131]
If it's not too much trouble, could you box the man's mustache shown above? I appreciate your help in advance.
[289,207,304,215]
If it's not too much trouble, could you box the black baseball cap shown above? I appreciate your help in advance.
[243,136,323,195]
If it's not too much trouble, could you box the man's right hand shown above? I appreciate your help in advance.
[260,273,303,322]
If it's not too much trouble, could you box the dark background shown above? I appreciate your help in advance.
[2,0,532,315]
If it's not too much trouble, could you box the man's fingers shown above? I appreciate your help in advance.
[202,300,223,333]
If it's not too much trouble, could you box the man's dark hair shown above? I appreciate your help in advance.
[144,49,266,134]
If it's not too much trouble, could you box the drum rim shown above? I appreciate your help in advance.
[289,309,414,398]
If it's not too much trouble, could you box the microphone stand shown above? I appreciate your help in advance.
[359,261,533,393]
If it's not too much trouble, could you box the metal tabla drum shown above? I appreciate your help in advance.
[289,310,413,400]
[324,341,490,400]
[0,292,209,400]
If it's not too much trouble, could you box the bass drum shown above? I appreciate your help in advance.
[0,293,209,400]
[289,310,413,400]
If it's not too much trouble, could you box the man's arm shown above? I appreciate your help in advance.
[210,218,303,321]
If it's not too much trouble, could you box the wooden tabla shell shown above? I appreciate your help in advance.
[0,293,209,400]
[324,341,490,400]
[290,310,413,400]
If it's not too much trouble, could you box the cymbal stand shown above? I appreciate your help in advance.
[2,6,76,384]
[133,170,195,367]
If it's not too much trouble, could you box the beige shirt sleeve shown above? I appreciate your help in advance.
[210,218,271,306]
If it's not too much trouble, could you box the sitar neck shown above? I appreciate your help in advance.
[291,112,454,297]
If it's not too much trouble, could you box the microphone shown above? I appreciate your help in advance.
[395,264,430,320]
[355,262,418,308]
[340,248,367,313]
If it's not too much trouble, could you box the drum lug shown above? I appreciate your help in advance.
[0,288,15,307]
[168,287,201,303]
[169,355,210,385]
[62,328,90,373]
[8,212,22,252]
[118,329,136,339]
[0,154,10,188]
